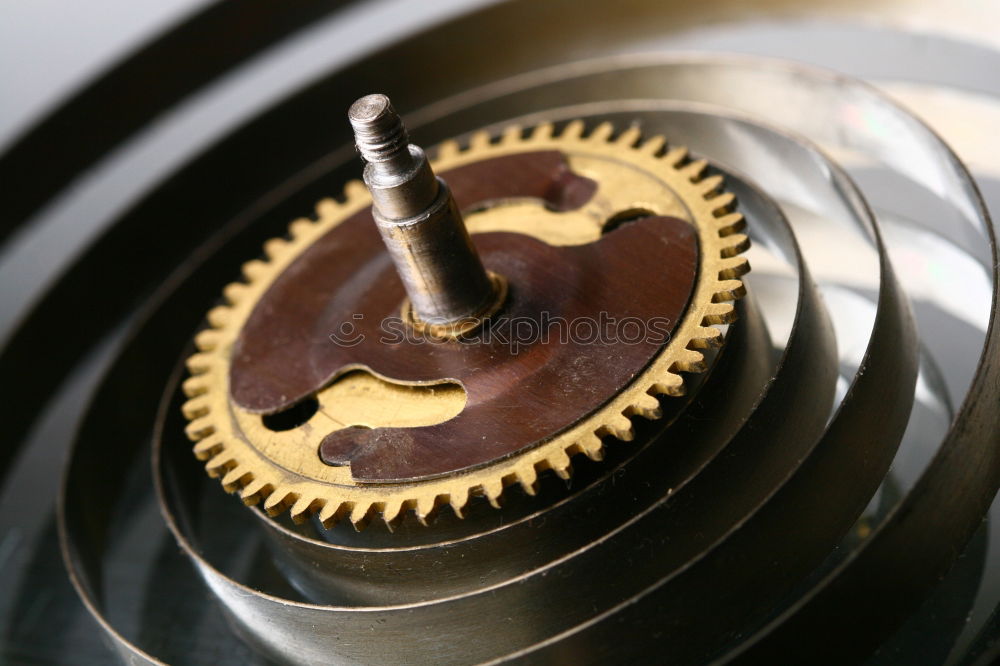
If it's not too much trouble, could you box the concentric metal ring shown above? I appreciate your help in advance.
[41,44,998,665]
[2,3,999,666]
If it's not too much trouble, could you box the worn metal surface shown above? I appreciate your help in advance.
[0,1,997,664]
[183,125,749,529]
[349,93,499,327]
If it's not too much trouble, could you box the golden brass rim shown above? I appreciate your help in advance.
[401,271,509,339]
[181,120,750,529]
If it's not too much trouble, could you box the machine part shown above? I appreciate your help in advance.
[152,100,902,664]
[228,158,811,609]
[55,49,994,663]
[181,120,749,528]
[0,0,988,661]
[349,93,500,329]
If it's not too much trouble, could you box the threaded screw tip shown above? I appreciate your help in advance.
[348,94,410,164]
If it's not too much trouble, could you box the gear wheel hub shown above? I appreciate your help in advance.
[182,113,749,529]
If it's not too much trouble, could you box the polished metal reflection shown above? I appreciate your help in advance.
[350,93,497,327]
[55,42,998,666]
[151,93,917,665]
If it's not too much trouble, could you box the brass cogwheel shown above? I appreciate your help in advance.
[181,120,750,529]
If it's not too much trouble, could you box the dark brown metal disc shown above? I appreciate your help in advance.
[229,152,699,481]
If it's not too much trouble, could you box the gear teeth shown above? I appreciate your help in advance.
[319,501,353,530]
[315,198,338,218]
[288,218,313,238]
[529,122,555,141]
[682,159,709,181]
[649,371,685,397]
[289,495,320,522]
[436,139,461,159]
[663,146,688,166]
[710,192,736,214]
[182,396,210,420]
[192,437,224,461]
[571,433,605,462]
[193,329,221,352]
[640,135,667,155]
[704,302,737,325]
[714,279,747,301]
[689,326,724,349]
[185,352,212,375]
[415,495,441,524]
[545,449,573,480]
[616,126,642,147]
[469,130,492,150]
[240,479,270,506]
[626,393,662,421]
[343,179,368,200]
[500,125,522,144]
[263,488,295,516]
[699,174,725,197]
[182,375,209,398]
[242,259,269,281]
[719,256,751,279]
[515,465,539,495]
[561,119,586,139]
[221,465,252,492]
[316,502,337,529]
[349,502,374,531]
[182,121,750,529]
[381,499,405,528]
[448,489,470,518]
[223,282,249,305]
[206,306,231,328]
[721,233,751,257]
[205,451,236,478]
[599,414,635,441]
[185,416,216,441]
[481,479,504,509]
[263,238,289,260]
[716,212,745,236]
[675,348,707,373]
[588,122,615,142]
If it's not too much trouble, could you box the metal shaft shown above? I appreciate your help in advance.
[348,94,497,327]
